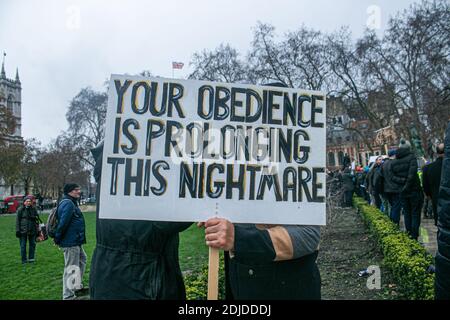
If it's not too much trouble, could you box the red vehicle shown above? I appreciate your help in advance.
[3,195,36,213]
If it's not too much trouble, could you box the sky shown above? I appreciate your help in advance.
[0,0,421,145]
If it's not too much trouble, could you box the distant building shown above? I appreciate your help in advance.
[326,95,398,171]
[0,55,25,196]
[0,57,22,144]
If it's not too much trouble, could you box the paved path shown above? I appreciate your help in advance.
[396,212,438,256]
[319,206,399,299]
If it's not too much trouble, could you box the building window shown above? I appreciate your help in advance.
[328,152,336,166]
[338,151,344,165]
[346,136,350,141]
[7,95,14,113]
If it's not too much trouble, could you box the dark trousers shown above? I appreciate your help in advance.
[400,192,424,240]
[344,190,354,207]
[432,202,438,226]
[373,192,382,210]
[19,234,36,263]
[386,193,402,225]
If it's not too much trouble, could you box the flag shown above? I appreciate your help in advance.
[172,61,184,69]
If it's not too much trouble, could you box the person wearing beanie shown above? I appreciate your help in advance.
[15,196,40,264]
[63,183,80,195]
[54,183,87,299]
[399,139,411,149]
[390,138,424,240]
[388,149,397,158]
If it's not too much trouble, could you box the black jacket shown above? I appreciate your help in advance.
[88,143,192,300]
[226,224,321,300]
[435,121,450,300]
[390,148,422,196]
[341,172,355,192]
[422,157,443,216]
[381,159,403,194]
[16,205,39,235]
[372,164,384,194]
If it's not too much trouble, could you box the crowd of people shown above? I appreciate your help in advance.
[328,139,445,241]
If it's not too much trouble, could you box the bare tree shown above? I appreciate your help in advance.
[0,143,24,195]
[358,0,450,152]
[248,23,330,90]
[189,44,248,83]
[21,138,41,195]
[33,135,90,199]
[66,87,108,168]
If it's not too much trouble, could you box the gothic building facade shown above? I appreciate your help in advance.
[326,95,398,171]
[0,56,25,196]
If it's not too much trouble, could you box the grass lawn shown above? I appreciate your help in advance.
[0,212,208,300]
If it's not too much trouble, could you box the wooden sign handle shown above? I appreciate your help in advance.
[207,247,220,300]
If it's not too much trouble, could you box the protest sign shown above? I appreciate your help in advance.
[100,75,326,225]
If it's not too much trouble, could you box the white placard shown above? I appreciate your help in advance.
[99,74,327,225]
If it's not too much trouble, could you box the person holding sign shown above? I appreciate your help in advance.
[201,83,321,300]
[88,142,193,299]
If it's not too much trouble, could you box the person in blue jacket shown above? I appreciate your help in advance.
[55,183,88,300]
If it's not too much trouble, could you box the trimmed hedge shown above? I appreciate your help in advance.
[184,254,226,300]
[353,197,435,300]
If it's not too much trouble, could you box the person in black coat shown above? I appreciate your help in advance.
[88,142,192,299]
[381,149,403,225]
[15,196,39,264]
[390,139,424,240]
[341,168,355,207]
[435,121,450,300]
[366,157,383,209]
[422,143,444,226]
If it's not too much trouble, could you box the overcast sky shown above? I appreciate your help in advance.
[0,0,420,145]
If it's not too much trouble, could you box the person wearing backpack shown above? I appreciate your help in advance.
[54,183,87,300]
[15,196,40,264]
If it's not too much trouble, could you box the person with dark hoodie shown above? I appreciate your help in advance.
[15,196,40,264]
[435,121,450,300]
[88,142,192,299]
[390,139,424,240]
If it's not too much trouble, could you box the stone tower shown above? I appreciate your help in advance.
[0,53,23,144]
[0,54,24,197]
